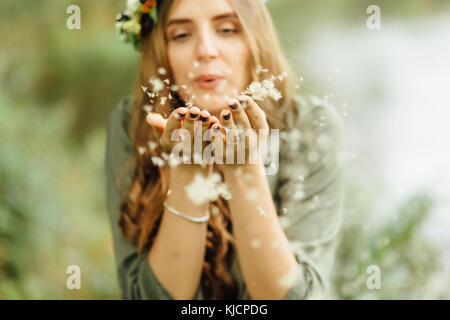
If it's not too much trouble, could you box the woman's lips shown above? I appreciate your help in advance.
[195,77,224,89]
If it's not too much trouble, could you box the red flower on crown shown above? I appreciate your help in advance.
[140,0,157,13]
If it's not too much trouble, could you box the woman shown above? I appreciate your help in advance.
[105,0,343,300]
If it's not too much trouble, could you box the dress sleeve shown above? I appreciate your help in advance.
[276,94,344,299]
[104,97,204,300]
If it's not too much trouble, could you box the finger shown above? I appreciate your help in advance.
[210,123,225,161]
[243,96,269,132]
[181,107,201,154]
[220,108,239,146]
[182,106,200,133]
[220,109,236,130]
[208,116,220,131]
[146,112,167,141]
[228,98,251,131]
[160,107,187,150]
[199,110,211,130]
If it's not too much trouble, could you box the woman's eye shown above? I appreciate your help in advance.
[219,28,237,35]
[173,33,190,40]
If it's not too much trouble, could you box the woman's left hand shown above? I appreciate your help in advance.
[211,95,269,170]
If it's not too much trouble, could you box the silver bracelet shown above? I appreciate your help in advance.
[163,201,210,224]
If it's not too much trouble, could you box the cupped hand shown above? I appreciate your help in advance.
[146,107,220,165]
[212,95,269,167]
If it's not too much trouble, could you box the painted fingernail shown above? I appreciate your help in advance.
[200,115,208,122]
[239,99,248,108]
[229,103,237,110]
[190,112,198,119]
[177,112,186,120]
[223,111,231,120]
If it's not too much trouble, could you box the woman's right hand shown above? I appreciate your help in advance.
[146,106,220,165]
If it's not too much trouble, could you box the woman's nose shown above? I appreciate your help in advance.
[196,28,219,62]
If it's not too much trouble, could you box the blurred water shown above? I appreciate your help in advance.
[296,13,450,255]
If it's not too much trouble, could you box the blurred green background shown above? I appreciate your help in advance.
[1,0,449,299]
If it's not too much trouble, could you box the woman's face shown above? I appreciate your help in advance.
[165,0,251,117]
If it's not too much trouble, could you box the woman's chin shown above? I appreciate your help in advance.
[193,96,228,116]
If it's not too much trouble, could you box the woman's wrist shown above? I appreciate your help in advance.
[169,163,210,181]
[219,158,266,183]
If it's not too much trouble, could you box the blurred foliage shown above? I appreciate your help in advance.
[332,186,449,299]
[0,0,449,299]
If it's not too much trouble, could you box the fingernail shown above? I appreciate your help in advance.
[190,112,198,119]
[239,99,248,108]
[175,112,186,120]
[223,111,231,120]
[199,115,208,122]
[229,103,237,110]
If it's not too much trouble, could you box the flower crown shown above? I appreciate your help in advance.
[115,0,163,51]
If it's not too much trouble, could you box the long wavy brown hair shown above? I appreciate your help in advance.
[116,0,299,299]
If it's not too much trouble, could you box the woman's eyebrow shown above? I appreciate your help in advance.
[166,12,237,28]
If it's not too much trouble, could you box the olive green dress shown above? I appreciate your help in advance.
[104,93,344,300]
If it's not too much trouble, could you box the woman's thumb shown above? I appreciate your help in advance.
[146,112,167,132]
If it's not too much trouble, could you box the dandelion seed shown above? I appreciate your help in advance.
[151,156,165,167]
[334,67,342,74]
[185,99,194,108]
[143,105,153,114]
[163,79,170,85]
[243,172,253,182]
[279,216,290,229]
[148,141,158,150]
[147,92,156,99]
[279,267,299,288]
[211,205,220,216]
[171,85,179,91]
[257,205,267,217]
[243,77,282,102]
[185,172,231,205]
[158,67,167,75]
[269,88,282,101]
[168,93,173,100]
[256,65,268,74]
[281,207,288,215]
[271,239,285,249]
[246,188,259,201]
[161,152,170,160]
[160,97,167,105]
[217,184,232,200]
[138,147,146,155]
[168,155,181,167]
[215,78,228,93]
[149,77,164,93]
[293,190,305,200]
[141,85,148,93]
[185,86,193,95]
[250,239,262,249]
[181,85,187,90]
